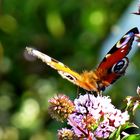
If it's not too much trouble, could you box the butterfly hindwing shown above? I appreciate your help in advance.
[95,27,139,86]
[102,57,129,84]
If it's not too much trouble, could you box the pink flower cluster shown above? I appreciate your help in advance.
[68,94,129,139]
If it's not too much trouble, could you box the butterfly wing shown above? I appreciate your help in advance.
[95,27,139,88]
[26,27,139,92]
[26,47,83,86]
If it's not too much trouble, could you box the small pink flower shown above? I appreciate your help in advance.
[109,110,129,127]
[94,119,115,139]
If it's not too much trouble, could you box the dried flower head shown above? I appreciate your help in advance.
[48,94,75,122]
[125,89,140,116]
[58,128,78,140]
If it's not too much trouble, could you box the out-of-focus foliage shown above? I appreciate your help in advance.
[0,0,139,140]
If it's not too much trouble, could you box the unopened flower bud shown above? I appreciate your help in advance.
[58,128,78,140]
[48,94,75,122]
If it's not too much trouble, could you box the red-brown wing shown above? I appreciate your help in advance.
[96,27,139,85]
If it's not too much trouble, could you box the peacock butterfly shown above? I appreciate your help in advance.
[26,27,139,93]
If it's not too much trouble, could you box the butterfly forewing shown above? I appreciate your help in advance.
[26,47,82,86]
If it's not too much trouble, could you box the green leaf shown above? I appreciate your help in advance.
[123,122,139,130]
[116,135,121,140]
[109,129,117,139]
[116,126,122,138]
[109,126,121,140]
[122,134,140,140]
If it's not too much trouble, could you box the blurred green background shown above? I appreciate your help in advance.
[0,0,140,139]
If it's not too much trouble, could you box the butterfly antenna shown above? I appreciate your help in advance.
[99,90,103,96]
[76,87,81,97]
[87,92,91,103]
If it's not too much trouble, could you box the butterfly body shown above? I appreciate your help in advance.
[26,27,139,93]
